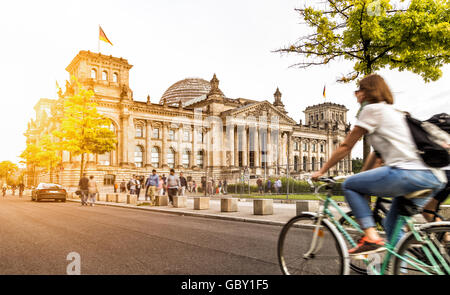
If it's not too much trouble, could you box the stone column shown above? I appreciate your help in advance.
[161,122,168,168]
[191,126,196,168]
[227,123,235,168]
[145,121,152,167]
[266,127,271,170]
[234,126,239,167]
[119,114,129,166]
[242,126,248,167]
[177,125,183,169]
[254,125,260,168]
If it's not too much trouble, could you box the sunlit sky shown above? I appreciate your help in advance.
[0,0,448,166]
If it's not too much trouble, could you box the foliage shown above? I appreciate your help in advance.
[277,0,450,82]
[0,161,18,183]
[352,157,364,173]
[53,79,117,177]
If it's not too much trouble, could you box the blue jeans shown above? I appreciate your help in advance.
[342,166,445,242]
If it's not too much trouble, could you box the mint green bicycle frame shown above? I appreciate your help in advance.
[320,194,450,275]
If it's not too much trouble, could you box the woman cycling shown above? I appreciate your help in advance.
[312,74,446,256]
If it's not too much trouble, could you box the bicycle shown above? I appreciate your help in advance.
[339,195,447,274]
[277,176,450,275]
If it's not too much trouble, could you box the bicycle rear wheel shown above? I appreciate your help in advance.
[278,214,348,275]
[392,223,450,275]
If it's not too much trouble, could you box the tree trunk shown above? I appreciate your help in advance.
[80,153,85,180]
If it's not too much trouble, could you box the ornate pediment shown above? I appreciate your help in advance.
[221,101,296,125]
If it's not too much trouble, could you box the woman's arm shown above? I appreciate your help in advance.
[312,126,367,179]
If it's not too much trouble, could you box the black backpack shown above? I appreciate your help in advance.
[426,113,450,134]
[405,113,450,168]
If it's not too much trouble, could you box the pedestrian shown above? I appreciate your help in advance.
[187,179,193,193]
[113,181,118,193]
[135,176,141,200]
[158,175,164,196]
[166,169,180,205]
[257,178,263,194]
[218,180,223,194]
[311,74,446,255]
[162,174,167,195]
[145,169,159,205]
[223,179,227,194]
[2,183,7,197]
[88,175,98,206]
[11,184,16,196]
[128,176,136,195]
[267,179,272,194]
[179,172,187,196]
[18,183,25,197]
[120,180,126,193]
[192,180,197,193]
[78,173,90,206]
[274,178,282,194]
[211,179,216,195]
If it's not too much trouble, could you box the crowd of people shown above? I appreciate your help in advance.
[1,183,25,197]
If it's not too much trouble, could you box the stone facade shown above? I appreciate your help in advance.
[25,50,352,188]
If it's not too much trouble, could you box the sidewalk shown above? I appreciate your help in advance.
[67,196,351,227]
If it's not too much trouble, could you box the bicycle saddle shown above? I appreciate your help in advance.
[404,189,432,199]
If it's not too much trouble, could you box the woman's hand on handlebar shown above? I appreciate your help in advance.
[311,171,324,181]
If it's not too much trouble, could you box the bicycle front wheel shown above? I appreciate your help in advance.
[278,214,349,275]
[392,223,450,275]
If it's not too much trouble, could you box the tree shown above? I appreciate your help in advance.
[0,161,18,184]
[37,135,61,183]
[277,0,450,161]
[54,79,117,178]
[352,157,364,173]
[20,143,41,186]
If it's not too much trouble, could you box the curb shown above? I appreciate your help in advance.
[67,199,288,227]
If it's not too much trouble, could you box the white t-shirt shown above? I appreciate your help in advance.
[355,102,429,170]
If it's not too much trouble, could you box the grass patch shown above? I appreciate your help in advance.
[137,202,151,206]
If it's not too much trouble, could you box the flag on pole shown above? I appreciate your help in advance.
[323,85,326,99]
[99,26,113,46]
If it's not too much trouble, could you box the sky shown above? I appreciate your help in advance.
[0,0,448,166]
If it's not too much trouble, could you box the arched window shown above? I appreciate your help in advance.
[151,147,160,168]
[196,150,204,168]
[167,148,175,168]
[135,146,143,168]
[91,69,97,79]
[182,149,190,168]
[294,156,299,172]
[312,157,316,171]
[303,156,307,171]
[113,72,118,83]
[102,70,108,81]
[320,157,324,169]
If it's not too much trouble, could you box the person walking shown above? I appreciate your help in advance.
[192,180,197,193]
[135,176,142,200]
[2,183,7,197]
[162,174,167,195]
[274,178,282,194]
[166,169,180,205]
[120,180,126,193]
[87,175,98,206]
[179,172,187,196]
[128,176,136,195]
[158,175,164,196]
[256,177,263,194]
[78,173,90,206]
[218,180,223,195]
[311,74,445,256]
[18,183,25,197]
[223,179,227,194]
[113,181,118,193]
[145,169,159,205]
[267,179,272,194]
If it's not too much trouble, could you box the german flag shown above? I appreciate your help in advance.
[99,26,113,46]
[323,85,326,99]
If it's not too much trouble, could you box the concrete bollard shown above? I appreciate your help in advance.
[116,193,127,203]
[68,192,73,199]
[173,196,187,208]
[98,193,107,202]
[253,199,273,215]
[155,195,169,206]
[194,197,210,210]
[106,193,116,202]
[127,194,137,205]
[296,200,320,215]
[221,198,238,212]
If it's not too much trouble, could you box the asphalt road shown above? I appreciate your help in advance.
[0,195,287,275]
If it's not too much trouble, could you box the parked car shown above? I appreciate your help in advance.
[31,183,67,202]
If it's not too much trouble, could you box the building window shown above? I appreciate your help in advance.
[183,130,190,142]
[98,152,111,166]
[152,128,160,139]
[320,157,324,169]
[303,156,307,171]
[320,144,324,153]
[91,69,97,79]
[315,114,319,121]
[294,156,299,172]
[321,113,324,120]
[310,115,313,123]
[312,157,316,171]
[167,148,175,168]
[135,146,143,168]
[249,151,255,168]
[238,151,243,167]
[113,72,118,83]
[261,151,267,168]
[196,150,204,167]
[340,114,343,121]
[168,130,175,141]
[303,142,308,152]
[294,142,299,151]
[102,71,108,81]
[104,174,115,186]
[197,131,204,143]
[151,147,160,168]
[136,125,144,138]
[312,143,316,152]
[182,150,190,168]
